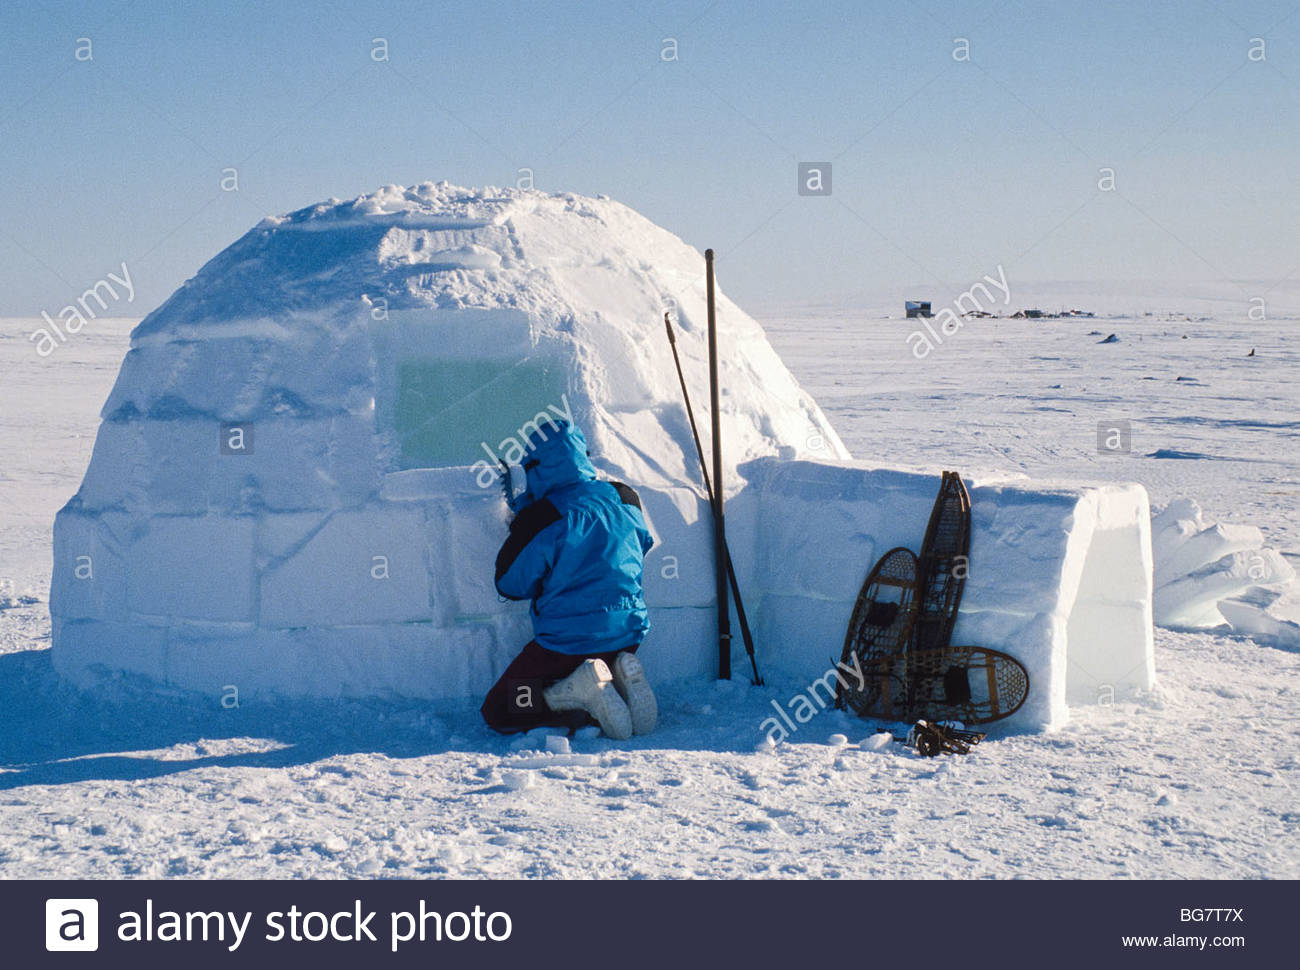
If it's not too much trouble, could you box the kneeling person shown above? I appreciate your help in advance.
[481,420,657,739]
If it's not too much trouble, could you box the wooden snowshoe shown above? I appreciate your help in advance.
[838,471,1031,726]
[836,546,919,715]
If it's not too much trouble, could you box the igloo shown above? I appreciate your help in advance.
[51,182,1154,729]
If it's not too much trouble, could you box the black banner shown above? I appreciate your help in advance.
[12,879,1286,967]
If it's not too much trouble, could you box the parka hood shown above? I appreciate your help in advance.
[523,420,598,499]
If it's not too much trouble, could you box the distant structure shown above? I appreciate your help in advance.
[905,300,932,318]
[1009,308,1095,320]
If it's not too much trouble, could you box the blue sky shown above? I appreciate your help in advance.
[1,0,1297,314]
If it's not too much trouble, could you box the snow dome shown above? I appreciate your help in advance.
[50,183,1154,729]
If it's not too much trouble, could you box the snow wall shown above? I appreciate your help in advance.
[50,183,1155,731]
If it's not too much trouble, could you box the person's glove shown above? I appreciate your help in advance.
[499,461,529,514]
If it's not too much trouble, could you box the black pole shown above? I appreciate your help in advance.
[704,249,731,681]
[664,312,762,685]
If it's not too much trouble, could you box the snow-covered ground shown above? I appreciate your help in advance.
[1,302,1297,879]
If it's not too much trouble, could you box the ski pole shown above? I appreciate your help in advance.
[664,310,763,686]
[706,249,731,682]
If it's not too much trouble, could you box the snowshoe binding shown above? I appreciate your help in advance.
[904,719,987,757]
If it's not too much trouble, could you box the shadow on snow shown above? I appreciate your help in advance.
[0,647,812,790]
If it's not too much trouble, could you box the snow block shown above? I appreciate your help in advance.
[1062,486,1156,706]
[638,606,717,683]
[440,498,515,619]
[51,617,168,688]
[104,319,374,420]
[260,505,432,627]
[126,515,257,622]
[50,508,130,621]
[156,620,515,705]
[1154,521,1263,589]
[1218,597,1300,650]
[1150,497,1296,630]
[639,486,714,608]
[737,459,1155,730]
[1157,549,1293,628]
[753,594,848,672]
[380,467,515,621]
[160,625,445,704]
[73,419,150,511]
[733,464,931,603]
[76,415,380,514]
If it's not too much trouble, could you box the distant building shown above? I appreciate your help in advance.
[905,300,932,318]
[1023,309,1044,319]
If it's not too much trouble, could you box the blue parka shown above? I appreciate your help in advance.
[494,421,654,654]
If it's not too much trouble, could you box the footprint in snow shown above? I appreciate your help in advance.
[1035,815,1073,829]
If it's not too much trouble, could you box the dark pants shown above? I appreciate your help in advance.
[480,640,640,734]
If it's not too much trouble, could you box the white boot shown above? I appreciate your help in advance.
[612,652,658,735]
[543,659,633,741]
